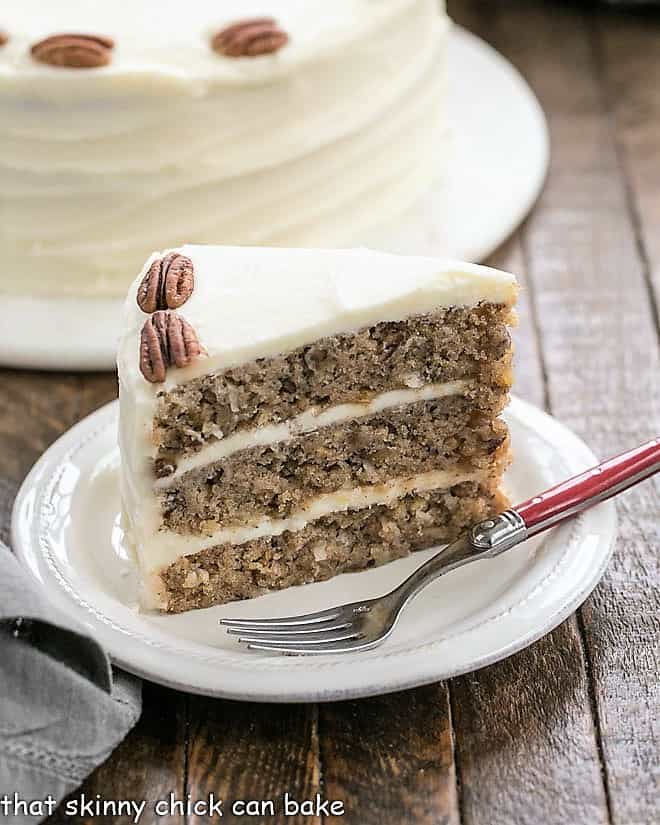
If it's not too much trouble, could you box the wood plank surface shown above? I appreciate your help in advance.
[320,685,459,825]
[185,700,321,824]
[458,3,660,825]
[584,10,660,824]
[0,370,79,545]
[595,6,660,307]
[447,3,614,824]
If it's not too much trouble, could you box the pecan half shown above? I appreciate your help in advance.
[211,18,288,58]
[31,33,115,68]
[0,31,9,47]
[140,311,204,383]
[137,253,194,314]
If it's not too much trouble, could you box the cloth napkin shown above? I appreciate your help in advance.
[0,541,141,824]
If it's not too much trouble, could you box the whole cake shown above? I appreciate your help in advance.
[118,245,517,612]
[1,1,449,298]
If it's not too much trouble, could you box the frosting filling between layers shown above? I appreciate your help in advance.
[158,402,509,532]
[135,465,504,572]
[156,379,474,481]
[156,478,508,612]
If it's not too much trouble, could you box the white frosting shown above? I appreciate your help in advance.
[0,0,449,296]
[157,380,473,483]
[2,0,438,87]
[117,245,517,597]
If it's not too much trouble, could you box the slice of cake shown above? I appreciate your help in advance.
[118,245,517,613]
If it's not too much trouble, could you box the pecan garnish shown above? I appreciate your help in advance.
[137,253,194,314]
[0,31,9,47]
[211,18,288,58]
[31,33,115,68]
[140,311,204,383]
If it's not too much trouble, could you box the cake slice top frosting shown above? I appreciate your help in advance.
[118,244,518,391]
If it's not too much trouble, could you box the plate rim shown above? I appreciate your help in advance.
[11,396,616,702]
[0,26,549,372]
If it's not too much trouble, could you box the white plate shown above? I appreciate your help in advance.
[12,397,615,702]
[1,28,548,371]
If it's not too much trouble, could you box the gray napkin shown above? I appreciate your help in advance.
[0,541,141,824]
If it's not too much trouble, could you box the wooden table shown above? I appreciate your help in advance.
[2,1,658,822]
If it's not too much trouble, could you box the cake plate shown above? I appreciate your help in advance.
[12,397,616,702]
[1,27,549,371]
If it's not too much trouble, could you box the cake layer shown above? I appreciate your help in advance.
[157,479,507,612]
[159,396,509,533]
[152,303,513,462]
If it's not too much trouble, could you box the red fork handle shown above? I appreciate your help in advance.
[515,437,660,536]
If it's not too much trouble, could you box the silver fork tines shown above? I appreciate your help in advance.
[220,602,376,654]
[237,630,363,647]
[220,608,342,629]
[220,524,520,655]
[226,621,353,638]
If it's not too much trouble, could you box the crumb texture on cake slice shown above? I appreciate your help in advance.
[158,397,509,533]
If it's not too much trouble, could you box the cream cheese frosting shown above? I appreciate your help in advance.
[0,0,450,297]
[117,245,517,602]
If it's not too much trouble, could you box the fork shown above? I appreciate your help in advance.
[220,438,660,655]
